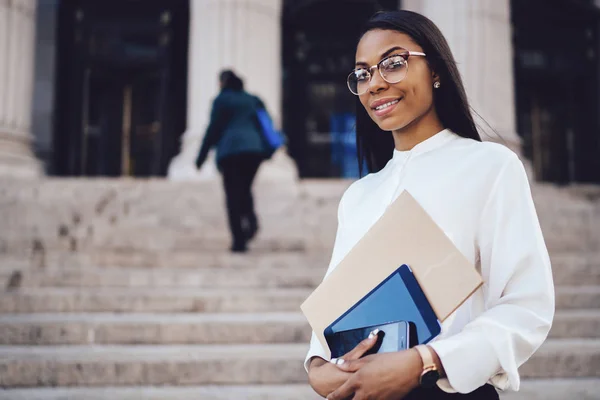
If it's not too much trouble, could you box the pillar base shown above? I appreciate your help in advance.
[167,128,215,181]
[0,130,42,179]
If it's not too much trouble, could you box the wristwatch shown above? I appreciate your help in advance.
[414,345,440,389]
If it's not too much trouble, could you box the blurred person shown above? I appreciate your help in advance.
[305,10,554,400]
[195,70,270,253]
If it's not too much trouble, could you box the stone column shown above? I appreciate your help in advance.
[0,0,41,178]
[402,0,522,155]
[168,0,297,182]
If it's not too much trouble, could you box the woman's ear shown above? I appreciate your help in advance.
[431,70,440,85]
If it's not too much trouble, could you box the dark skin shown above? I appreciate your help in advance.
[308,340,445,400]
[309,29,448,400]
[308,336,377,398]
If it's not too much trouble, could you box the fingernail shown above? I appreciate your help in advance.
[368,329,380,339]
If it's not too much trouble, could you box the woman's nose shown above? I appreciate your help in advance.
[368,68,389,94]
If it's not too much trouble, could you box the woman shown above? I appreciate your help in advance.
[196,70,270,253]
[305,10,554,400]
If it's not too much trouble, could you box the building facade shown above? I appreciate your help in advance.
[1,0,599,183]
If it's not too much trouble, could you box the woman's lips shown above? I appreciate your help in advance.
[372,98,401,117]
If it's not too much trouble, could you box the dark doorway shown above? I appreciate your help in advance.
[512,0,600,184]
[54,0,189,177]
[283,0,400,178]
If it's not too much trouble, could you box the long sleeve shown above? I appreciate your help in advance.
[195,96,228,169]
[429,154,555,393]
[304,191,350,372]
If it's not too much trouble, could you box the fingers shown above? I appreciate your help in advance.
[342,328,381,361]
[326,378,356,400]
[330,357,346,366]
[330,357,362,373]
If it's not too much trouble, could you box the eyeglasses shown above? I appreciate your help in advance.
[347,50,426,95]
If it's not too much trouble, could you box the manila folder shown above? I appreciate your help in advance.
[300,190,483,354]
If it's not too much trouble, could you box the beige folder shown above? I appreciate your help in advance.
[301,190,483,354]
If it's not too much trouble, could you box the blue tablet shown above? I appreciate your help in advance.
[324,264,441,345]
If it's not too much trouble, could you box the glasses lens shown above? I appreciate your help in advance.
[347,69,370,95]
[380,55,407,84]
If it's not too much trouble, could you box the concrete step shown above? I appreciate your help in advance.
[0,385,320,400]
[0,288,311,313]
[2,379,599,400]
[4,227,597,258]
[0,251,598,288]
[0,285,596,314]
[550,310,600,339]
[0,249,328,270]
[0,180,340,255]
[0,344,308,387]
[555,286,600,309]
[0,313,310,346]
[0,339,599,387]
[550,253,600,285]
[2,180,599,257]
[519,339,600,379]
[0,310,597,346]
[0,264,326,290]
[499,378,600,400]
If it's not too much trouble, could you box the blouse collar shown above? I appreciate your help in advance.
[392,129,457,162]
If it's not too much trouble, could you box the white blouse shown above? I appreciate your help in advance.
[304,129,555,394]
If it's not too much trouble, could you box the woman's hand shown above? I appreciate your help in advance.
[308,334,379,398]
[326,348,423,400]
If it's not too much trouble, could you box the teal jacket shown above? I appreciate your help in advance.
[195,89,269,168]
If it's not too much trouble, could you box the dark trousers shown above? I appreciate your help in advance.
[219,153,264,248]
[406,384,499,399]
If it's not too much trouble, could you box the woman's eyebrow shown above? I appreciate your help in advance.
[355,46,407,67]
[380,46,406,59]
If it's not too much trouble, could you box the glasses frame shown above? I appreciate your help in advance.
[347,50,427,95]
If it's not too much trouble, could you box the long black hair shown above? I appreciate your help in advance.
[356,10,481,176]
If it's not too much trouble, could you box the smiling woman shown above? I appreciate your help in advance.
[305,10,554,400]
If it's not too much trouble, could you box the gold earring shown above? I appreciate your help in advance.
[434,81,441,89]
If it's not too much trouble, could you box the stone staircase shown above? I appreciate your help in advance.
[0,179,599,399]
